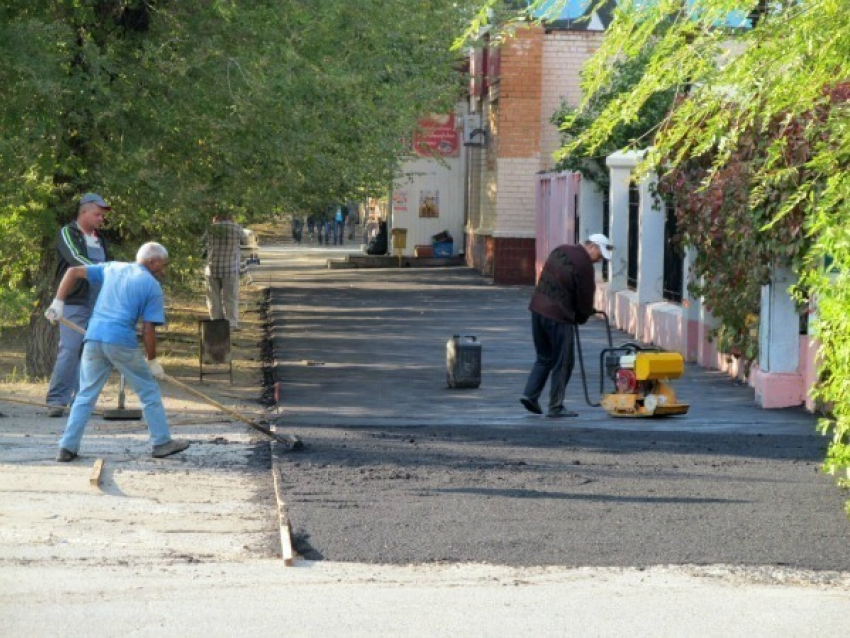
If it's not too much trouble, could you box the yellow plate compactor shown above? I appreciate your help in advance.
[575,312,689,418]
[599,347,690,417]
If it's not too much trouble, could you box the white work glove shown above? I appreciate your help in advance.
[147,358,166,379]
[44,299,65,325]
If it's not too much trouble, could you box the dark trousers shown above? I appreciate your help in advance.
[522,312,575,411]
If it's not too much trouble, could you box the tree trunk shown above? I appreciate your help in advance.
[25,303,59,379]
[25,235,60,379]
[22,5,97,380]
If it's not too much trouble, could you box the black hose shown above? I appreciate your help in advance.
[574,311,614,408]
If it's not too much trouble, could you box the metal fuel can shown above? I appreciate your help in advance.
[446,335,481,389]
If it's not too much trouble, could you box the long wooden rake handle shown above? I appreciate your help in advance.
[162,373,302,449]
[58,316,86,335]
[57,316,303,450]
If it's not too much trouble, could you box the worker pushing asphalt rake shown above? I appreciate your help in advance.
[58,317,302,450]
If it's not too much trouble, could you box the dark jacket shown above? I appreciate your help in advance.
[529,244,596,325]
[54,221,111,305]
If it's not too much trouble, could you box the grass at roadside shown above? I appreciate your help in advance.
[0,219,282,413]
[0,278,270,415]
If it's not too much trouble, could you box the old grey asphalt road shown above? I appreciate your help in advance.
[263,246,849,571]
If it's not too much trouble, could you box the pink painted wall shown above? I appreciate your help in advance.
[596,284,819,410]
[644,304,685,357]
[535,172,580,281]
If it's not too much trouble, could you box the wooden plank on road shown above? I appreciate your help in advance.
[272,467,295,566]
[90,458,105,487]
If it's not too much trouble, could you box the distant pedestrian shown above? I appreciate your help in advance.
[45,242,190,461]
[364,214,379,245]
[325,220,333,246]
[203,212,245,330]
[347,208,358,241]
[45,193,113,418]
[334,207,344,245]
[307,216,315,243]
[292,216,303,245]
[366,220,388,255]
[520,234,612,418]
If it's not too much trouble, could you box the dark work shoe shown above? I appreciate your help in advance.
[152,439,191,458]
[56,448,78,462]
[520,396,543,415]
[47,406,66,418]
[546,406,578,418]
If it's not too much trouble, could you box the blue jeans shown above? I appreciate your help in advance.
[522,312,575,412]
[59,341,173,453]
[46,303,93,408]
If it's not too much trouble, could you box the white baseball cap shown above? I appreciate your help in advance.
[588,234,613,260]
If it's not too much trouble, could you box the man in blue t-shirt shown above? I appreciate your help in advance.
[45,242,190,462]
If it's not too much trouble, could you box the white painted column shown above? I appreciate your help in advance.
[683,247,702,362]
[753,265,804,408]
[578,179,607,311]
[636,173,664,305]
[758,266,800,374]
[605,150,644,293]
[578,179,604,241]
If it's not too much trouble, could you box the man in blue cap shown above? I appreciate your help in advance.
[45,193,112,417]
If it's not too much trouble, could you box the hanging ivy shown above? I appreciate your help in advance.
[656,88,830,370]
[498,0,849,506]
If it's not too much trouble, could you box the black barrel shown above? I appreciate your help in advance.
[446,335,481,389]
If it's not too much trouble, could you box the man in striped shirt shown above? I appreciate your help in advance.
[204,212,246,330]
[46,193,112,417]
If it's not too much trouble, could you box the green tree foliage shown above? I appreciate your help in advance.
[0,0,472,373]
[551,42,676,192]
[656,88,839,369]
[512,0,849,503]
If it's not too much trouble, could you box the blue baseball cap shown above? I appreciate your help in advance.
[79,193,112,210]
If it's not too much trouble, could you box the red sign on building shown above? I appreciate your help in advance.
[413,113,460,157]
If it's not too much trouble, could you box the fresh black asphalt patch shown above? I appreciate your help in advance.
[262,258,849,572]
[277,425,850,570]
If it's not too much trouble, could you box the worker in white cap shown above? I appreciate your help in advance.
[520,234,612,418]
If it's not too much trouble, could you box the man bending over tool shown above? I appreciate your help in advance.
[45,242,190,462]
[520,234,612,418]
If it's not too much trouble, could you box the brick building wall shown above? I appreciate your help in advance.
[493,237,536,285]
[540,31,605,167]
[490,27,544,284]
[497,27,543,159]
[494,157,540,237]
[466,26,604,285]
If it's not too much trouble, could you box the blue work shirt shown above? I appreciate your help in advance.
[84,262,166,348]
